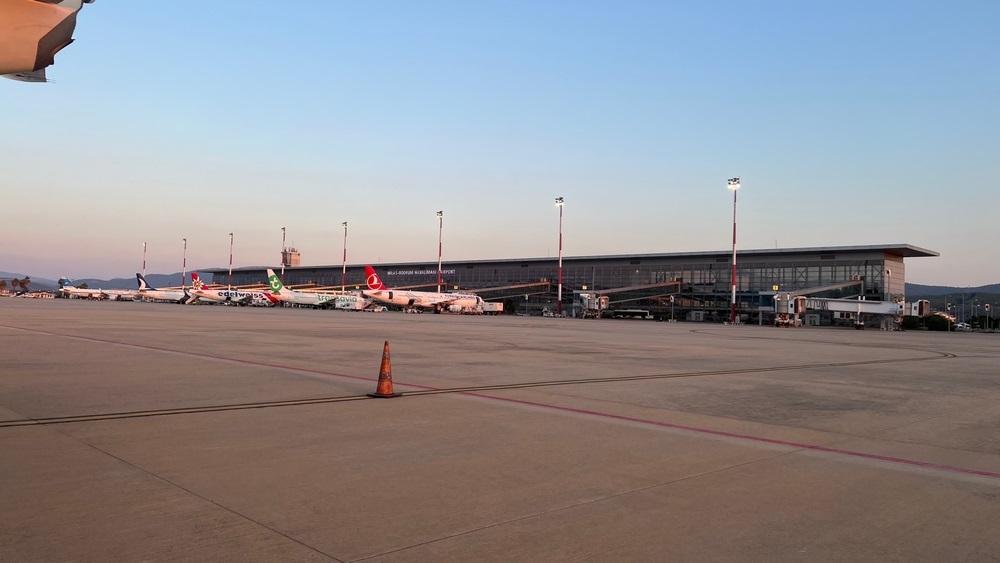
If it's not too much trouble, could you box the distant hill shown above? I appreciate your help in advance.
[906,283,1000,296]
[906,283,999,315]
[0,271,57,286]
[73,273,186,290]
[0,272,58,292]
[0,271,196,291]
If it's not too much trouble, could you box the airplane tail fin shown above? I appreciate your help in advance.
[191,273,204,289]
[136,273,153,291]
[365,265,387,290]
[58,277,75,289]
[266,269,286,294]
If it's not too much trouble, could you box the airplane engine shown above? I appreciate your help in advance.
[447,304,463,313]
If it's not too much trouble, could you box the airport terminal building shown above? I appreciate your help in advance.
[208,244,937,321]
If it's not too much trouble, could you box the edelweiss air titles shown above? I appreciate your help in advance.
[187,273,278,306]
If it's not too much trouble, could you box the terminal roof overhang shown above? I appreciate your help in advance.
[201,244,938,274]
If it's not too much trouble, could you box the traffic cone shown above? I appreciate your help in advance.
[367,341,402,398]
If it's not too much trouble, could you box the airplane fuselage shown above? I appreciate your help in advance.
[189,288,275,306]
[138,289,188,303]
[61,287,136,300]
[362,289,482,312]
[274,291,364,309]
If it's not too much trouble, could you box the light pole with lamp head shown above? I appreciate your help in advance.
[227,232,234,289]
[342,221,348,292]
[727,178,740,324]
[555,196,564,316]
[436,211,443,292]
[182,238,187,289]
[142,242,147,279]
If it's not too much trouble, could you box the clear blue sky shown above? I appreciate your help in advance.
[2,1,998,285]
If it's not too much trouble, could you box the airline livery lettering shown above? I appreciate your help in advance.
[385,269,457,276]
[219,290,267,299]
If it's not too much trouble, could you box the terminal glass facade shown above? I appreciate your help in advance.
[214,245,933,320]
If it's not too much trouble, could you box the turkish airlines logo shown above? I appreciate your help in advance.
[367,272,383,290]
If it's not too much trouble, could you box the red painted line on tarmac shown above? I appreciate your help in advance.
[461,392,1000,480]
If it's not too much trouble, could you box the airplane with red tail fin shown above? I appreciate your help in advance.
[363,265,483,313]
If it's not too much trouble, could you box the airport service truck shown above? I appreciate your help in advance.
[333,294,368,311]
[482,302,503,315]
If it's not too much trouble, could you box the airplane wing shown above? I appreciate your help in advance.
[312,294,343,308]
[420,294,464,307]
[4,69,47,82]
[1,0,95,81]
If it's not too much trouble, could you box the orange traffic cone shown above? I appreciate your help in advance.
[367,341,402,398]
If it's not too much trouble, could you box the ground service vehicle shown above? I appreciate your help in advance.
[482,302,503,315]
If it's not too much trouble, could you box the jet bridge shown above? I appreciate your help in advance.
[600,281,683,305]
[787,280,865,298]
[773,295,930,328]
[469,281,556,301]
[570,281,682,318]
[776,296,903,316]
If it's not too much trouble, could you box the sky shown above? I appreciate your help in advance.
[2,1,998,286]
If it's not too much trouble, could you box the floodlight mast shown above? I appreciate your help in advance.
[228,232,234,289]
[555,197,565,316]
[182,238,187,288]
[727,178,741,324]
[342,222,348,292]
[436,211,444,292]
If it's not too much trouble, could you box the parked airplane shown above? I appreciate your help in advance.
[135,274,189,304]
[266,269,366,309]
[188,273,278,306]
[58,277,136,301]
[1,0,95,82]
[363,265,483,313]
